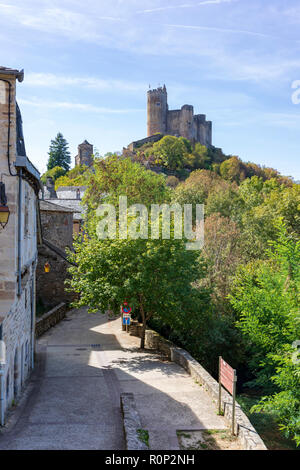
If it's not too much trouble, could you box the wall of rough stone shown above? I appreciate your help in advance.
[147,87,168,136]
[128,324,267,450]
[1,265,35,417]
[0,73,18,315]
[147,86,212,146]
[120,393,149,450]
[75,141,93,167]
[35,302,67,337]
[36,209,75,307]
[127,133,163,151]
[0,70,37,422]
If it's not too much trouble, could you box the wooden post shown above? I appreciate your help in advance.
[218,356,222,415]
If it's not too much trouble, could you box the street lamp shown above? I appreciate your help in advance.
[0,182,10,229]
[44,262,50,273]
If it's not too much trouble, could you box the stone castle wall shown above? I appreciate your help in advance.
[147,86,212,146]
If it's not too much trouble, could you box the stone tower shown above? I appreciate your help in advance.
[147,85,168,136]
[75,140,93,167]
[146,85,212,146]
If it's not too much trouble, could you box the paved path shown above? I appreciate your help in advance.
[0,307,227,450]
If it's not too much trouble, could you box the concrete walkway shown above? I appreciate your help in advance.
[0,307,228,450]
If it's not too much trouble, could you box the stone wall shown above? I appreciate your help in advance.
[0,68,38,423]
[128,324,267,450]
[36,207,75,307]
[75,140,93,167]
[35,303,67,337]
[120,393,148,450]
[146,86,212,146]
[1,265,35,418]
[127,133,163,151]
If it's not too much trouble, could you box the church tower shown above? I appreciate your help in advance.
[147,85,168,136]
[75,140,93,167]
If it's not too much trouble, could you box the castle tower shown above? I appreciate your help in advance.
[75,140,93,167]
[179,105,194,141]
[147,85,168,136]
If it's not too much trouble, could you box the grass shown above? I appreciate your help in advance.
[137,429,149,447]
[237,392,298,450]
[177,429,241,450]
[177,431,191,438]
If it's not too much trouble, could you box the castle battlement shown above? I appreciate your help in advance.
[147,85,167,95]
[147,85,212,146]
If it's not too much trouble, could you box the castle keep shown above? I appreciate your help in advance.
[147,85,212,147]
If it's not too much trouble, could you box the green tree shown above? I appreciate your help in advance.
[252,345,300,446]
[41,166,66,185]
[67,229,204,349]
[220,156,248,183]
[47,132,71,172]
[151,135,188,170]
[83,154,170,212]
[229,221,300,392]
[54,164,92,190]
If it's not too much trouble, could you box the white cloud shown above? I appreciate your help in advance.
[18,97,143,114]
[163,23,270,38]
[24,73,146,92]
[138,0,236,14]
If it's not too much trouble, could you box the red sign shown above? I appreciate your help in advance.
[219,358,235,395]
[122,302,132,315]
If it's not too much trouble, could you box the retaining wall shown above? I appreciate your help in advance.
[128,323,267,450]
[120,393,149,450]
[35,302,67,337]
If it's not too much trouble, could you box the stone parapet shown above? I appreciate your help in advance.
[35,302,67,337]
[128,323,267,450]
[120,393,148,450]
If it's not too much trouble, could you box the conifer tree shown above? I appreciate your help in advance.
[47,132,71,172]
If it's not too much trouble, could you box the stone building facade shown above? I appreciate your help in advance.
[43,180,86,235]
[36,201,76,308]
[75,140,93,167]
[0,66,41,424]
[147,85,212,147]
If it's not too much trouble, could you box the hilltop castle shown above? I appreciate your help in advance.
[147,85,212,146]
[127,85,212,151]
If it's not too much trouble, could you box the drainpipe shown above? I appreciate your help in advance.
[0,325,5,426]
[17,168,22,297]
[0,368,4,426]
[31,276,35,370]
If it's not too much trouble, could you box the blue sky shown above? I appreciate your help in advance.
[1,0,300,179]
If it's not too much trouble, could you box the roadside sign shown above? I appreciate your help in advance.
[218,357,237,435]
[123,314,131,326]
[122,302,132,314]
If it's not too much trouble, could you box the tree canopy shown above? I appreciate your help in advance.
[47,132,71,172]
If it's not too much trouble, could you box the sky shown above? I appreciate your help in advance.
[1,0,300,179]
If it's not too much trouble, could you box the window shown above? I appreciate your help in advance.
[156,102,161,106]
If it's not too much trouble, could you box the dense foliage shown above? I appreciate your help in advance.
[41,166,66,185]
[66,137,299,446]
